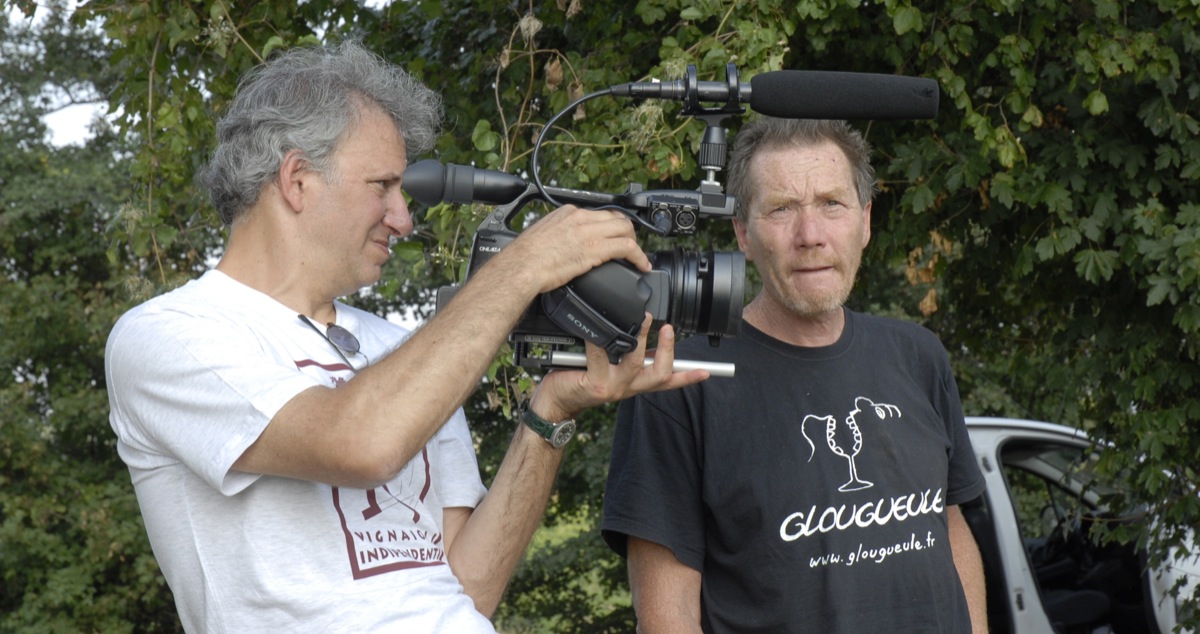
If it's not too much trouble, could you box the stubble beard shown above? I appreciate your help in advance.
[774,254,862,319]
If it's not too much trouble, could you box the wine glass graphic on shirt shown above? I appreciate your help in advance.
[826,414,872,492]
[801,398,901,493]
[803,414,871,492]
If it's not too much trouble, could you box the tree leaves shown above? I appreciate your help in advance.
[5,0,1200,630]
[1,6,178,629]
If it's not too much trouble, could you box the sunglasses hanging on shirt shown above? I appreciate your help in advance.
[298,314,361,371]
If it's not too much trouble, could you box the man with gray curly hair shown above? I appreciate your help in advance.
[106,40,707,632]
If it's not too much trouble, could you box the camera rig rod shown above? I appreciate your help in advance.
[540,350,736,378]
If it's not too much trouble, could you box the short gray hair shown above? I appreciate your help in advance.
[726,118,876,222]
[198,40,443,225]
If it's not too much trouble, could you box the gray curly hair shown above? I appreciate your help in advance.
[198,40,443,225]
[726,117,877,223]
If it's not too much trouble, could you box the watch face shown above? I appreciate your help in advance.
[550,419,577,448]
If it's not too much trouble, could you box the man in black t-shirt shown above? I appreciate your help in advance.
[602,118,987,633]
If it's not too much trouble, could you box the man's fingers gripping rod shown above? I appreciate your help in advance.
[548,351,735,378]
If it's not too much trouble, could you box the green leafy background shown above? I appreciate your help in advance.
[2,0,1197,631]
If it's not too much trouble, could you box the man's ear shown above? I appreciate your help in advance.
[733,218,753,260]
[278,149,313,214]
[861,200,872,247]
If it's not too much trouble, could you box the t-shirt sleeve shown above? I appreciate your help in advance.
[932,346,986,506]
[106,306,320,495]
[431,408,488,509]
[602,390,706,572]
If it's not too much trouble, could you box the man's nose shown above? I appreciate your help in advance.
[791,209,827,248]
[384,191,414,237]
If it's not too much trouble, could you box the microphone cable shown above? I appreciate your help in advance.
[528,87,702,237]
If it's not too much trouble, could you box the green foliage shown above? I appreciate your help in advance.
[4,0,1199,630]
[1,5,179,630]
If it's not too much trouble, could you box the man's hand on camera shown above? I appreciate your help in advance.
[503,205,651,295]
[527,314,709,424]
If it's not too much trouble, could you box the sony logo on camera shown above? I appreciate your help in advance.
[565,313,600,341]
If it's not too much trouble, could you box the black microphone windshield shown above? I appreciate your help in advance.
[403,160,528,207]
[748,71,939,120]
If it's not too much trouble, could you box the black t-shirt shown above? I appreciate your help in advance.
[602,309,985,633]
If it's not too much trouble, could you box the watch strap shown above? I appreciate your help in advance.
[521,407,576,448]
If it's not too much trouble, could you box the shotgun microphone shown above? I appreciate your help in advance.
[610,69,939,120]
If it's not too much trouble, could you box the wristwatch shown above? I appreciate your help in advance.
[521,407,576,449]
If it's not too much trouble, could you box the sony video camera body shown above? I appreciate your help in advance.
[404,159,745,369]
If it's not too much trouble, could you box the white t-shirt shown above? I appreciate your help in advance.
[106,270,493,633]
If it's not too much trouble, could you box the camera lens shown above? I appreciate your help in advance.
[651,248,745,338]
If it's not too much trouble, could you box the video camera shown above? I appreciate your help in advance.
[402,64,939,375]
[403,159,745,373]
